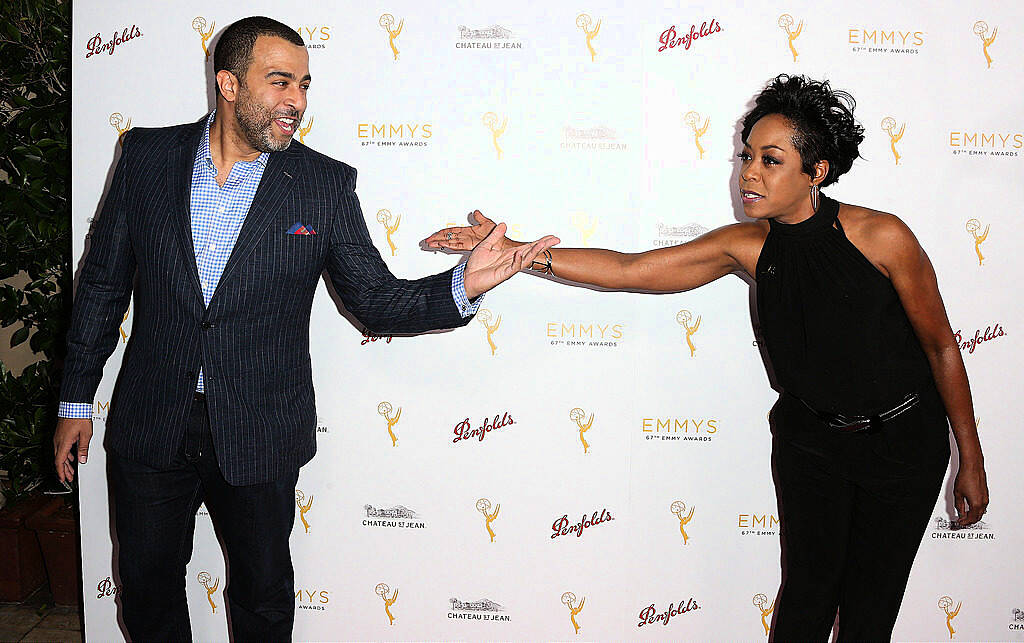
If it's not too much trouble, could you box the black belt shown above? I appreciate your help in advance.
[798,392,920,434]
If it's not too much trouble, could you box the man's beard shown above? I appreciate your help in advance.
[235,84,299,153]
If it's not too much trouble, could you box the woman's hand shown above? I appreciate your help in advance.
[461,223,559,298]
[953,457,989,527]
[424,210,516,253]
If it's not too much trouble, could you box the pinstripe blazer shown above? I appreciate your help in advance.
[61,116,470,485]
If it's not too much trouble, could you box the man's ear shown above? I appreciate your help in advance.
[216,70,240,103]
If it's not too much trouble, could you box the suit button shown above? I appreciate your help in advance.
[201,322,214,329]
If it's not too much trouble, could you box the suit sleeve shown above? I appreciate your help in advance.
[59,131,140,403]
[324,167,471,334]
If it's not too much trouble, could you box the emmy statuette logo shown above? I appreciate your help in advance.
[377,401,401,447]
[380,14,403,61]
[570,213,597,247]
[753,593,775,635]
[192,17,215,60]
[197,571,219,613]
[376,582,399,625]
[561,591,586,635]
[938,595,961,639]
[119,305,130,343]
[576,14,601,62]
[109,113,131,146]
[482,112,508,160]
[676,309,701,357]
[973,21,997,68]
[477,309,501,355]
[881,117,906,165]
[683,111,709,160]
[375,209,401,256]
[778,14,803,62]
[476,498,500,542]
[671,500,695,544]
[568,407,594,453]
[295,489,313,533]
[965,218,989,265]
[297,115,313,144]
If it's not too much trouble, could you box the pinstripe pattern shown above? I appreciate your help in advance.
[60,116,471,485]
[189,111,268,394]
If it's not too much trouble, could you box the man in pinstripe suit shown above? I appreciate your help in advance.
[53,17,557,641]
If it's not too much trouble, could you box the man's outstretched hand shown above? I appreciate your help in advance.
[440,218,558,298]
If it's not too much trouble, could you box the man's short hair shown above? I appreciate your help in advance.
[213,16,304,97]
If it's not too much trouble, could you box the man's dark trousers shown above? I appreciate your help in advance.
[108,396,298,642]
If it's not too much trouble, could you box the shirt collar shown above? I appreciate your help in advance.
[197,110,270,171]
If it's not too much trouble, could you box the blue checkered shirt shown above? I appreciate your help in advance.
[59,111,480,419]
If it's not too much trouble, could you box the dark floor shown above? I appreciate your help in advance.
[0,588,82,643]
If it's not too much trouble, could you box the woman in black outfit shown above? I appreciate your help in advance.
[427,74,988,641]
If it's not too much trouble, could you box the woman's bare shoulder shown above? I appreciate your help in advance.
[839,203,917,245]
[712,221,770,274]
[838,203,922,276]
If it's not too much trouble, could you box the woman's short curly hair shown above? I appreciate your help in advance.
[741,74,865,187]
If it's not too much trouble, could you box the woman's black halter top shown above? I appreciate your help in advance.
[755,194,932,416]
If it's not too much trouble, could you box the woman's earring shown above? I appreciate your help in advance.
[810,184,820,212]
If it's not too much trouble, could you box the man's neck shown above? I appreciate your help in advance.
[208,109,262,174]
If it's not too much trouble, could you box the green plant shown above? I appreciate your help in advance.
[0,0,71,501]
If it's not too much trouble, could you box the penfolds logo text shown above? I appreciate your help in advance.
[637,598,701,627]
[551,509,614,539]
[85,25,143,58]
[453,412,514,443]
[360,328,393,345]
[96,576,122,599]
[954,323,1006,355]
[658,19,721,53]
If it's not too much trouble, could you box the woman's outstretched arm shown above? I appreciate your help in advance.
[424,210,760,292]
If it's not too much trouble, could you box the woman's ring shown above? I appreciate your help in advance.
[446,231,453,242]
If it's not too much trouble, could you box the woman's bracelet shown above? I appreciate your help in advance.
[530,249,553,275]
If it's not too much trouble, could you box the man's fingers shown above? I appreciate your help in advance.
[520,241,547,263]
[538,235,561,251]
[78,430,92,465]
[472,222,506,253]
[509,246,527,273]
[482,222,507,246]
[521,236,561,261]
[55,438,73,483]
[473,210,492,225]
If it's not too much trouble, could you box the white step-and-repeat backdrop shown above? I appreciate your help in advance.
[73,1,1022,640]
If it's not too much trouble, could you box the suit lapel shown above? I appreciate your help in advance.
[211,147,298,304]
[168,119,206,302]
